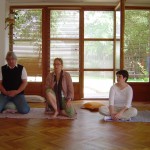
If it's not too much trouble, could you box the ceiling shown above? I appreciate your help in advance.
[7,0,150,6]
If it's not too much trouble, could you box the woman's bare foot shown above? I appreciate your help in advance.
[60,110,68,117]
[51,111,59,118]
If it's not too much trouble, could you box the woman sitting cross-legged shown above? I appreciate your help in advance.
[45,58,76,118]
[99,70,138,121]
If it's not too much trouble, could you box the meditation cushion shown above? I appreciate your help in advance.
[81,102,104,111]
[4,101,17,110]
[25,95,46,103]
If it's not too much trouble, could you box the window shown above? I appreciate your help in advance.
[50,10,79,82]
[84,11,114,98]
[13,9,42,82]
[124,10,150,82]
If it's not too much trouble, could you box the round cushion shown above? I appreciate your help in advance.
[4,102,17,110]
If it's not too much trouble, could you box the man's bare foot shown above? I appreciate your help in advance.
[51,111,59,118]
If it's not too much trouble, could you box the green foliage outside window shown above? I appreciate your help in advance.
[125,10,150,82]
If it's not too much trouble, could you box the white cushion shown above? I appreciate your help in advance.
[25,95,46,103]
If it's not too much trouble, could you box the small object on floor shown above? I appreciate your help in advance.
[81,102,104,111]
[120,118,131,121]
[103,116,131,122]
[104,116,112,121]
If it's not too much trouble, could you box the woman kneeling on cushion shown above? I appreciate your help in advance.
[45,58,76,118]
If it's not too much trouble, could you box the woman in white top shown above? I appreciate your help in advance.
[99,70,137,121]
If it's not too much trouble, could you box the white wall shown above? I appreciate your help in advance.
[0,0,9,67]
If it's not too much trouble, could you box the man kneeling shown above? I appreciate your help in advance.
[0,51,30,114]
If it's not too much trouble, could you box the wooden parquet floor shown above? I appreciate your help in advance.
[0,100,150,150]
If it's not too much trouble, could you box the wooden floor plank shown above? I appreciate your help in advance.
[0,100,150,150]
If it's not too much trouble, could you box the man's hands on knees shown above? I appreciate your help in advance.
[7,90,18,97]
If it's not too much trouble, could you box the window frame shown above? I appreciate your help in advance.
[9,5,150,99]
